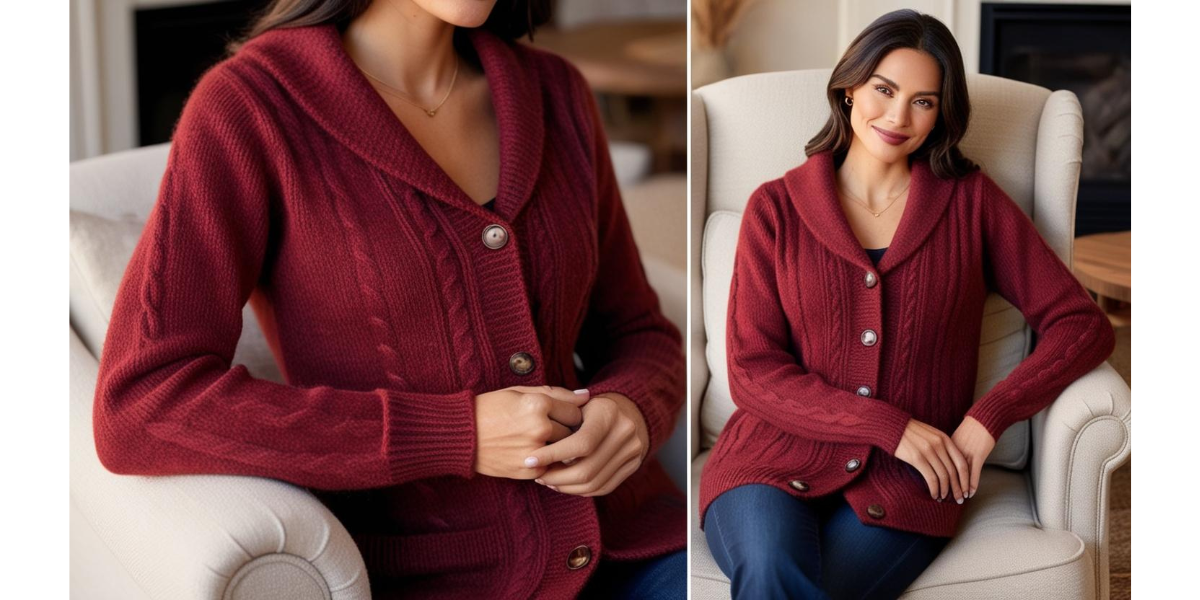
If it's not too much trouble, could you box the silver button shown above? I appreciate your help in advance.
[865,271,878,288]
[509,352,534,375]
[845,458,861,472]
[861,329,878,346]
[482,224,508,250]
[789,479,810,492]
[856,385,871,397]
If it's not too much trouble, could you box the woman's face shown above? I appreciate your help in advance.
[405,0,500,28]
[845,48,943,164]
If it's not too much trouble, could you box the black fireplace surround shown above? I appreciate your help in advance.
[980,3,1131,236]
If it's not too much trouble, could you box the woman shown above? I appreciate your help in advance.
[91,0,686,598]
[699,9,1115,599]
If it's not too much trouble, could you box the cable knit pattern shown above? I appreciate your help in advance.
[91,24,684,599]
[699,150,1115,538]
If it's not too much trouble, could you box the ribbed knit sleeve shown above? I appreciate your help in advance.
[568,66,685,458]
[726,186,913,455]
[91,66,479,491]
[964,173,1116,442]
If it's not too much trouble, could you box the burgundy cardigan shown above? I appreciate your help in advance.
[699,151,1115,538]
[92,23,685,598]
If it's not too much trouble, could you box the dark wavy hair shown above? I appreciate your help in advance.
[224,0,553,57]
[805,9,978,179]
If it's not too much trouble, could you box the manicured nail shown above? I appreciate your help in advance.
[548,485,559,491]
[524,457,539,467]
[956,497,963,504]
[574,388,589,395]
[935,496,942,502]
[535,479,545,485]
[563,458,575,465]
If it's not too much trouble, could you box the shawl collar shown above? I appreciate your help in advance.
[240,23,545,220]
[783,151,958,275]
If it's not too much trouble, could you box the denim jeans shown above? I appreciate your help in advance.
[578,549,687,599]
[705,484,950,600]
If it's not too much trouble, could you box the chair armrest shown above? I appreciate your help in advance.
[1029,360,1130,596]
[71,326,370,600]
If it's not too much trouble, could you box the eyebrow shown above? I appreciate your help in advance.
[870,73,941,97]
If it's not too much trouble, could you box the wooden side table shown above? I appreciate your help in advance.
[1072,231,1131,326]
[525,20,687,172]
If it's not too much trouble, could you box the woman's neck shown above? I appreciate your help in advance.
[837,138,912,204]
[341,0,458,100]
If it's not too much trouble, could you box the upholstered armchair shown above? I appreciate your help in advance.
[688,69,1131,599]
[70,143,688,599]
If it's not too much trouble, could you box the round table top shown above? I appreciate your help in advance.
[1072,231,1131,303]
[524,20,687,97]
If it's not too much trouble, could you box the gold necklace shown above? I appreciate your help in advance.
[840,179,911,217]
[358,57,460,118]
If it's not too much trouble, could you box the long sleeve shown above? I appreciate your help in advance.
[568,66,685,459]
[964,173,1116,442]
[725,186,913,455]
[91,66,478,491]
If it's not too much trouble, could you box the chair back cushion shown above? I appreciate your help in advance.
[69,143,283,383]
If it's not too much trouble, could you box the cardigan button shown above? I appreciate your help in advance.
[867,503,886,519]
[865,271,878,288]
[861,329,878,346]
[482,224,509,249]
[788,480,810,492]
[509,352,535,375]
[856,385,871,397]
[845,458,861,472]
[567,545,592,570]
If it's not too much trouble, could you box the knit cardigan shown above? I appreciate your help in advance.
[698,150,1115,538]
[92,23,685,599]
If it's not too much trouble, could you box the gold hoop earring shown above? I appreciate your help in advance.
[844,96,853,107]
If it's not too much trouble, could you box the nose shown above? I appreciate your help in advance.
[887,103,910,128]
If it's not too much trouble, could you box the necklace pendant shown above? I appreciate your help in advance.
[425,109,437,117]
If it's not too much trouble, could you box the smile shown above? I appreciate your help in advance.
[872,126,910,145]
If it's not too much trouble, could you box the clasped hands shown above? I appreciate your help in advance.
[473,386,649,497]
[894,416,996,504]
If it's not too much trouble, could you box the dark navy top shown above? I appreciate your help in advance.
[866,247,887,265]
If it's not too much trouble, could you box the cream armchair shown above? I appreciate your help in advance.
[70,143,688,600]
[689,69,1131,599]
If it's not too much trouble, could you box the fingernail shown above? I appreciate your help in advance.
[524,457,539,467]
[573,388,589,395]
[535,479,544,485]
[935,496,942,502]
[563,458,575,465]
[956,497,963,504]
[548,485,559,491]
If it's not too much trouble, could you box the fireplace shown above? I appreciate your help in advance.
[135,1,271,147]
[980,3,1131,237]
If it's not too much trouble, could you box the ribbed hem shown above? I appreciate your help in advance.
[587,372,676,458]
[868,401,914,456]
[380,388,477,485]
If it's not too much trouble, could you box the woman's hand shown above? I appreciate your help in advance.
[522,393,649,497]
[474,386,590,480]
[950,416,997,499]
[894,418,972,503]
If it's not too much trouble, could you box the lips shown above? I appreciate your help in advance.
[872,126,910,146]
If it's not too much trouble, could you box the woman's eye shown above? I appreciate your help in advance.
[875,86,892,96]
[915,99,935,109]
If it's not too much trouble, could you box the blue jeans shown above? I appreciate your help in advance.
[578,549,686,599]
[705,485,950,600]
